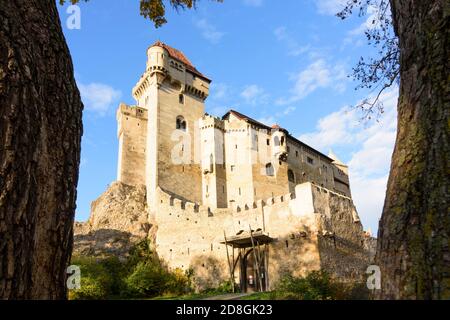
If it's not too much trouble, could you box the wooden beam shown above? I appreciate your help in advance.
[223,231,235,293]
[249,225,264,292]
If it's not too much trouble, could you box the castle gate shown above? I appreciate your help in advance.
[222,230,275,293]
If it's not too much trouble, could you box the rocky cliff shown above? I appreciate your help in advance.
[73,182,152,258]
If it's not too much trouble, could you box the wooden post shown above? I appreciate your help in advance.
[264,243,269,291]
[249,225,264,292]
[239,249,246,293]
[223,231,235,293]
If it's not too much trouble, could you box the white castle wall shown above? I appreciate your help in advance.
[153,182,370,290]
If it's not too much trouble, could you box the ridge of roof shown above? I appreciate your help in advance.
[150,41,211,82]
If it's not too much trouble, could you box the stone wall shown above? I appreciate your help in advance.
[117,104,147,186]
[153,182,371,290]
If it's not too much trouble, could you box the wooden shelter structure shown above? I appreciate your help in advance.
[222,228,275,293]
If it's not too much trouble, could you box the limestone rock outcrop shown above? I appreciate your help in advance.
[73,181,152,257]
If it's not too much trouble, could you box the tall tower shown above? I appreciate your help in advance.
[131,41,211,211]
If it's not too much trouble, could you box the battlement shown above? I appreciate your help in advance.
[232,191,296,214]
[156,187,209,216]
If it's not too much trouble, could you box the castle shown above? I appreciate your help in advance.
[86,41,373,292]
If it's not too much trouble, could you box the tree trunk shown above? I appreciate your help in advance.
[376,0,449,299]
[0,0,83,299]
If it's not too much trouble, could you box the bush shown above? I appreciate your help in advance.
[125,261,172,297]
[69,256,126,300]
[272,271,368,300]
[201,280,235,295]
[69,240,195,300]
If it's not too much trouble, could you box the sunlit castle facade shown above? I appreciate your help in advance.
[114,41,370,292]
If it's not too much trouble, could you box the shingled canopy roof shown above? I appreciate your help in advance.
[150,41,211,82]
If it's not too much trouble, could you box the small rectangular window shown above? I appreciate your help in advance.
[231,165,235,172]
[239,188,241,196]
[267,139,270,146]
[179,94,184,104]
[295,151,299,157]
[307,157,314,165]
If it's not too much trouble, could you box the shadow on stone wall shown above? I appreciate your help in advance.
[266,226,321,288]
[317,235,371,282]
[189,255,228,291]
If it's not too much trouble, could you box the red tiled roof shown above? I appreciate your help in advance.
[150,41,211,82]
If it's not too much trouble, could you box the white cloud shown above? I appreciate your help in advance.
[315,0,347,15]
[277,59,347,105]
[195,19,225,44]
[281,106,296,116]
[78,82,122,116]
[208,105,230,117]
[274,26,310,57]
[342,3,387,48]
[210,83,229,100]
[299,107,361,150]
[240,84,269,105]
[243,0,263,7]
[256,116,276,126]
[298,87,399,234]
[80,156,88,168]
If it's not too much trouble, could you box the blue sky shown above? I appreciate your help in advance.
[59,0,398,235]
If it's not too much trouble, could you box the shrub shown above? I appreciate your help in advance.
[125,261,172,297]
[69,256,125,300]
[201,280,235,295]
[276,271,342,300]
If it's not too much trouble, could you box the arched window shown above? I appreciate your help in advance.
[288,169,295,183]
[176,116,187,131]
[265,163,274,176]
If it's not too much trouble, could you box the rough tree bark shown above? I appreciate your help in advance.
[376,1,449,299]
[0,0,83,299]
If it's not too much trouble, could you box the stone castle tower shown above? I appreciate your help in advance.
[117,41,210,211]
[84,41,375,292]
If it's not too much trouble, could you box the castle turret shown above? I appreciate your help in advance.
[122,41,211,211]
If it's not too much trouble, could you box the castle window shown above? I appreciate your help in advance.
[295,150,299,157]
[179,94,184,104]
[176,116,187,131]
[281,136,285,146]
[307,157,314,165]
[288,169,295,183]
[274,136,280,146]
[231,165,235,172]
[265,163,274,176]
[209,153,214,173]
[239,188,241,196]
[267,139,270,146]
